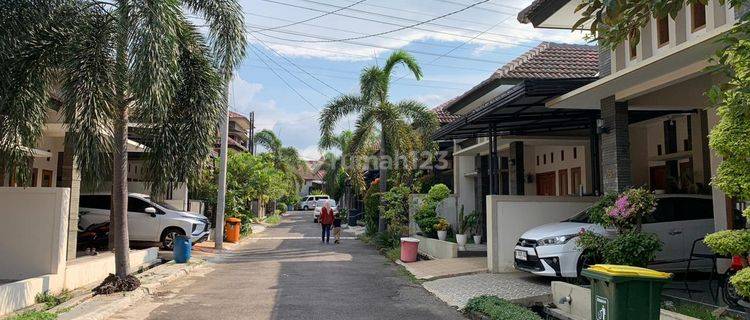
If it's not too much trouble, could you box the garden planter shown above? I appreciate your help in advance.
[473,235,482,245]
[437,230,448,241]
[456,234,467,250]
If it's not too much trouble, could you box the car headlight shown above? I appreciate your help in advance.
[537,234,578,246]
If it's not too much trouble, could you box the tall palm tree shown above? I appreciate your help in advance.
[254,129,305,189]
[0,0,245,288]
[319,130,352,205]
[319,50,438,231]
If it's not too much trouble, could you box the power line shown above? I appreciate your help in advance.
[247,45,320,111]
[249,33,344,95]
[242,60,468,90]
[250,43,332,99]
[249,25,516,63]
[249,38,497,73]
[260,0,490,43]
[253,0,534,47]
[428,0,522,13]
[394,7,515,83]
[252,0,368,32]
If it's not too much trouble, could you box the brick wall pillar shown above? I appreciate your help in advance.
[508,141,525,195]
[59,134,81,260]
[600,96,631,193]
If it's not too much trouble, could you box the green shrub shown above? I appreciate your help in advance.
[35,290,71,309]
[364,191,380,235]
[265,214,282,225]
[604,232,662,267]
[384,246,401,262]
[276,202,287,213]
[464,296,541,320]
[414,183,451,237]
[587,192,618,226]
[7,311,57,320]
[730,267,750,298]
[704,229,750,256]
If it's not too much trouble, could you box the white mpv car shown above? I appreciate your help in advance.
[513,194,714,278]
[79,193,210,250]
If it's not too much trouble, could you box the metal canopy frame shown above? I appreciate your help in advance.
[431,78,601,141]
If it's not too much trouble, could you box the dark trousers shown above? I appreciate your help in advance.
[321,224,331,242]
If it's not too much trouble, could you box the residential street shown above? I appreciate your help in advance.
[110,211,465,320]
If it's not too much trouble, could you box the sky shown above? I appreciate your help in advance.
[227,0,589,159]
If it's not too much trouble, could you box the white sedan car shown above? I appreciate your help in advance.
[313,199,337,223]
[513,194,715,278]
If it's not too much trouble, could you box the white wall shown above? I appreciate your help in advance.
[485,195,598,273]
[0,188,69,280]
[454,154,477,215]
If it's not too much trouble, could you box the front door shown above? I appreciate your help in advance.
[650,166,667,190]
[536,171,556,196]
[571,167,582,195]
[558,169,568,196]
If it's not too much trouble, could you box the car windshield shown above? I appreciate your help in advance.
[316,200,336,207]
[564,207,591,223]
[144,196,180,211]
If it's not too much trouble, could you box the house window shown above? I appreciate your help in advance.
[658,145,663,156]
[536,156,540,166]
[692,4,706,31]
[551,152,554,163]
[657,17,670,46]
[561,150,565,162]
[628,35,638,60]
[31,168,38,187]
[573,147,577,159]
[41,170,53,187]
[543,154,546,164]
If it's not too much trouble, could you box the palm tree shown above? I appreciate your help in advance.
[319,130,352,205]
[254,129,305,189]
[319,50,438,231]
[1,0,245,289]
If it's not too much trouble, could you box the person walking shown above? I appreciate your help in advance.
[320,200,334,244]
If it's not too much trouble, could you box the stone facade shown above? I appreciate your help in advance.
[60,135,81,261]
[600,96,631,193]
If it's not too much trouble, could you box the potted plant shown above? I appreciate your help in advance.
[464,210,481,245]
[435,218,450,241]
[456,205,468,250]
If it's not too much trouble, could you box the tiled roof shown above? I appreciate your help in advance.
[431,99,460,124]
[439,42,598,113]
[494,42,598,80]
[228,111,245,118]
[517,0,552,24]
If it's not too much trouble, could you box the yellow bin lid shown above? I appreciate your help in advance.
[586,264,672,279]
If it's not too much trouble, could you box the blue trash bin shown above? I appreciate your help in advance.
[173,235,191,263]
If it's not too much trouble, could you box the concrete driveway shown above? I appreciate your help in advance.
[109,211,465,320]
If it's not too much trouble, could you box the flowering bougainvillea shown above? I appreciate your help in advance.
[605,187,656,233]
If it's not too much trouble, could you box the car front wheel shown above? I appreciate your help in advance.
[303,205,309,210]
[161,228,185,250]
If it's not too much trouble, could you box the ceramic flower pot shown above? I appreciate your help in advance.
[456,234,468,250]
[473,235,482,245]
[437,230,448,241]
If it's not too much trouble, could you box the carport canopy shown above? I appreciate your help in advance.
[431,78,600,140]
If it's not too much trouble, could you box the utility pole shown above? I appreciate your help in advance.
[215,94,230,250]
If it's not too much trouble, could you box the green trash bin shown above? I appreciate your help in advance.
[582,264,672,320]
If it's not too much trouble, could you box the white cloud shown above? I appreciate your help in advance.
[240,0,590,62]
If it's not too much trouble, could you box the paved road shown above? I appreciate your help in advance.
[111,211,465,320]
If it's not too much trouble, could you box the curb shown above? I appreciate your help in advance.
[56,260,205,320]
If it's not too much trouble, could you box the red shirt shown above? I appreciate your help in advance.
[320,207,335,225]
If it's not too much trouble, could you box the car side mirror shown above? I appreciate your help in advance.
[145,207,157,217]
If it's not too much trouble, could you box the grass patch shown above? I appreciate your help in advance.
[662,300,738,320]
[384,246,401,262]
[396,266,425,285]
[265,214,282,225]
[6,311,57,320]
[464,295,541,320]
[35,290,71,309]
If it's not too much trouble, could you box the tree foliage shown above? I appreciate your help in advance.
[226,153,291,218]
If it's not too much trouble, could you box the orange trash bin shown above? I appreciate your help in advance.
[225,217,242,243]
